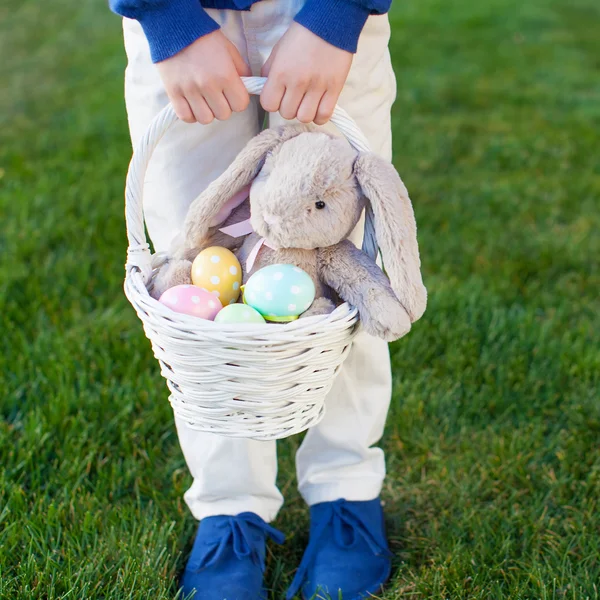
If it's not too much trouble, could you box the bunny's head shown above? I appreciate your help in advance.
[182,125,427,321]
[248,131,364,250]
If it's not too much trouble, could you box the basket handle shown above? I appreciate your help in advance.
[125,76,377,284]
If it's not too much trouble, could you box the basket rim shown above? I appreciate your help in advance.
[125,267,360,335]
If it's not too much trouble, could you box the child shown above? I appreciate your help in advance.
[110,0,398,597]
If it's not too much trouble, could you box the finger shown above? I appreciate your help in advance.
[171,95,196,123]
[260,75,285,113]
[296,88,325,124]
[228,42,252,77]
[261,50,274,77]
[314,91,338,125]
[279,85,304,121]
[203,89,233,121]
[224,77,251,113]
[188,94,214,125]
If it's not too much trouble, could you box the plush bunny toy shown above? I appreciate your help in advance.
[151,125,427,341]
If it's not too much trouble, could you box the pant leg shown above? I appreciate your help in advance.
[122,11,283,522]
[257,9,397,505]
[297,15,396,506]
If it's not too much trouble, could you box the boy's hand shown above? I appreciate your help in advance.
[260,23,353,125]
[157,30,251,124]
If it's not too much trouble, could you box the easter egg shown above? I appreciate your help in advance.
[243,264,316,322]
[191,247,242,306]
[214,304,266,325]
[159,285,222,320]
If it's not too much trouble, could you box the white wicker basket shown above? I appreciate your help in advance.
[123,77,379,441]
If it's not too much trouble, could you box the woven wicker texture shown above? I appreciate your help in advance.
[124,77,376,440]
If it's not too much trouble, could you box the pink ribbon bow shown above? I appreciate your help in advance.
[215,189,274,272]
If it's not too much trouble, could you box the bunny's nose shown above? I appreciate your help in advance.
[263,213,280,226]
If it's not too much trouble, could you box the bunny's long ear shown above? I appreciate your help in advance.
[180,125,310,253]
[354,153,427,322]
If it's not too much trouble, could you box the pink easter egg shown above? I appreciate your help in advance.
[158,285,222,320]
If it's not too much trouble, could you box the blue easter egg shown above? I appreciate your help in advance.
[244,264,316,322]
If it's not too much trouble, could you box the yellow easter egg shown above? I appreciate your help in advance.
[191,247,242,306]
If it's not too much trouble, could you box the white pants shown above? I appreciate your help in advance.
[123,0,396,523]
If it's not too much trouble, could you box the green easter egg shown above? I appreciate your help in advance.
[214,303,266,324]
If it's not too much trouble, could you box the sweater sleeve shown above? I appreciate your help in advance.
[109,0,220,63]
[294,0,392,53]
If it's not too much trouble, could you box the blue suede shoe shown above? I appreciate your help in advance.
[286,498,392,600]
[180,512,285,600]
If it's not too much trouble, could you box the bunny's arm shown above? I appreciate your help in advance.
[318,240,412,341]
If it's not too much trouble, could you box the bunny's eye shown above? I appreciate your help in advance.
[315,201,326,210]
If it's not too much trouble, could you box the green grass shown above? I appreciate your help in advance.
[1,0,599,597]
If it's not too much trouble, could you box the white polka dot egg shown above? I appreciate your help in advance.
[158,285,222,320]
[244,264,315,322]
[191,246,242,306]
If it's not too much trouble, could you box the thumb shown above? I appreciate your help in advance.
[228,41,252,77]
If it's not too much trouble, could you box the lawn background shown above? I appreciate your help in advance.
[1,0,599,598]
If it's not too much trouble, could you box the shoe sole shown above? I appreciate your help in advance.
[301,564,391,600]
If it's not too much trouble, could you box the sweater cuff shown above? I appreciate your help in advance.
[137,0,220,63]
[294,0,370,53]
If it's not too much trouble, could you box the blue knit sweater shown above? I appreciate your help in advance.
[110,0,392,62]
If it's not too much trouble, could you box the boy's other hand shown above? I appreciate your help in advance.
[260,23,353,125]
[157,30,251,124]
